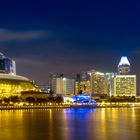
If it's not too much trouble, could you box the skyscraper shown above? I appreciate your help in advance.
[118,56,130,75]
[109,56,137,96]
[75,71,90,95]
[49,72,64,90]
[114,75,136,96]
[75,80,90,94]
[51,77,75,95]
[90,70,108,95]
[105,72,115,96]
[0,53,16,75]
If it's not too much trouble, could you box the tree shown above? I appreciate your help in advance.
[26,97,36,103]
[131,96,136,102]
[78,90,83,95]
[9,96,20,103]
[3,97,10,103]
[55,95,63,103]
[49,90,54,96]
[36,98,48,103]
[48,96,55,102]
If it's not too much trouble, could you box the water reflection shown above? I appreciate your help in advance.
[0,110,26,140]
[0,108,140,140]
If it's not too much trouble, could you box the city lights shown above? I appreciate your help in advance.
[0,53,137,109]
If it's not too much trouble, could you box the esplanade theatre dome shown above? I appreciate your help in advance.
[0,73,40,98]
[0,53,41,98]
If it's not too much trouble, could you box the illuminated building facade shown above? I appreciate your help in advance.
[0,53,41,98]
[113,75,136,96]
[75,71,90,94]
[52,77,75,95]
[0,53,16,75]
[105,72,115,96]
[90,70,108,95]
[49,72,64,90]
[64,94,97,104]
[118,56,130,75]
[0,74,40,98]
[80,71,90,81]
[108,56,137,96]
[75,81,90,94]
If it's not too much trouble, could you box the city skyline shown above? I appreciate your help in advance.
[0,1,140,91]
[1,2,140,140]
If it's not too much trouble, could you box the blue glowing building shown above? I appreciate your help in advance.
[67,94,97,104]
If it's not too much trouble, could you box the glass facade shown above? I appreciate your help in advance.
[0,58,15,74]
[118,56,130,75]
[118,65,130,75]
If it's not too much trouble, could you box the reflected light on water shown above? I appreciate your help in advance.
[0,108,140,140]
[0,110,26,140]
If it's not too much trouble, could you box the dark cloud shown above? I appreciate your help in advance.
[0,29,47,41]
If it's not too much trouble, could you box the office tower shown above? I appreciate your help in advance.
[109,56,137,96]
[11,60,16,75]
[75,71,90,94]
[90,70,108,95]
[0,53,16,75]
[80,71,90,81]
[75,80,90,94]
[118,56,130,75]
[113,75,136,96]
[51,77,75,95]
[75,71,90,81]
[75,73,81,82]
[105,72,115,96]
[49,72,64,79]
[75,74,80,94]
[49,72,64,90]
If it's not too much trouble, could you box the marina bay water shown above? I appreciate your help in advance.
[0,108,139,140]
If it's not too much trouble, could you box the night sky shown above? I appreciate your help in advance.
[0,0,140,91]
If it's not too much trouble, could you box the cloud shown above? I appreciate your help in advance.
[0,29,46,41]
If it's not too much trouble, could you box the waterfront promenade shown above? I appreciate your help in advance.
[0,102,140,110]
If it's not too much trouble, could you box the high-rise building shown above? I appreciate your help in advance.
[75,80,90,94]
[109,56,137,96]
[75,71,90,94]
[0,53,16,75]
[75,71,90,81]
[11,60,16,75]
[113,75,136,96]
[80,71,90,81]
[49,72,64,79]
[49,72,64,90]
[118,56,130,75]
[105,72,115,96]
[90,70,108,95]
[51,77,75,95]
